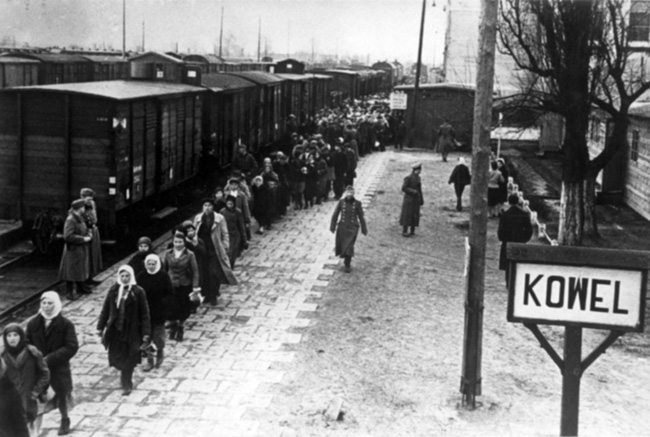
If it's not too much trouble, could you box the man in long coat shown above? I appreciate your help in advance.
[498,193,533,288]
[194,199,237,305]
[435,119,457,162]
[448,157,472,211]
[58,199,92,300]
[400,163,424,237]
[330,186,368,273]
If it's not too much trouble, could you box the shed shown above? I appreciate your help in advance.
[275,58,306,75]
[394,82,475,148]
[0,80,206,233]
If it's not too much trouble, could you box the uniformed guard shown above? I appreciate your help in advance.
[330,186,368,273]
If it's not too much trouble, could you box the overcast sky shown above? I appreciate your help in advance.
[0,0,447,65]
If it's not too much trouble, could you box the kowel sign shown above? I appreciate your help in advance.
[506,243,650,436]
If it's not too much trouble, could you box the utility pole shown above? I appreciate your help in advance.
[287,21,291,58]
[461,0,498,409]
[142,20,145,52]
[408,0,427,147]
[219,6,224,58]
[257,17,261,62]
[122,0,126,58]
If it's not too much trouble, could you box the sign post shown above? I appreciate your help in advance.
[389,92,407,111]
[506,244,650,436]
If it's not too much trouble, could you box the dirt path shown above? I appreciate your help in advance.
[253,150,650,437]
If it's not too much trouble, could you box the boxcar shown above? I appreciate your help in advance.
[183,54,225,74]
[319,69,359,101]
[310,74,333,114]
[83,55,130,82]
[394,83,475,148]
[0,55,39,88]
[200,73,257,166]
[225,71,287,151]
[275,58,306,75]
[275,73,313,126]
[0,80,206,235]
[6,52,93,85]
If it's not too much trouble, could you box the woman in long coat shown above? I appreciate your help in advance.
[0,357,30,437]
[96,265,151,395]
[136,254,173,371]
[25,291,78,435]
[80,188,103,280]
[1,324,50,436]
[399,163,424,237]
[58,199,92,300]
[330,186,368,273]
[220,195,247,268]
[194,200,237,306]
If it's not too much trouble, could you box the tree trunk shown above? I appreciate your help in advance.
[583,175,598,237]
[558,180,584,246]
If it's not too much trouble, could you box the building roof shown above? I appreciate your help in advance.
[129,51,184,64]
[81,55,128,63]
[322,69,359,76]
[201,73,256,91]
[7,80,206,100]
[274,73,312,81]
[0,56,39,63]
[630,102,650,119]
[225,71,285,85]
[394,82,475,92]
[1,52,90,63]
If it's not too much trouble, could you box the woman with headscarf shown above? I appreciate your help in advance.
[80,188,103,282]
[25,291,78,435]
[135,254,174,371]
[162,230,200,339]
[1,324,50,436]
[0,357,30,437]
[96,265,151,396]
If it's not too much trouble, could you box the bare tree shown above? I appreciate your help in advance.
[499,0,650,244]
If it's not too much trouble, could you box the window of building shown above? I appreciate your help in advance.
[630,1,650,42]
[631,129,640,162]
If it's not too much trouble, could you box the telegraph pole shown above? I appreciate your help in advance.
[257,17,261,62]
[122,0,126,58]
[408,0,427,147]
[461,0,498,409]
[142,20,145,52]
[219,6,224,58]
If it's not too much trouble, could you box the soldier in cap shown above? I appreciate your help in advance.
[58,199,93,300]
[400,162,424,237]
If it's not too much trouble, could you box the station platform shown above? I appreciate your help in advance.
[32,151,387,437]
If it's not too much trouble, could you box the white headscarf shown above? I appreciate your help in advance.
[458,157,466,165]
[116,265,137,305]
[39,291,62,321]
[144,254,161,275]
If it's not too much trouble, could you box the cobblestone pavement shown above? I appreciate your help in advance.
[39,152,389,437]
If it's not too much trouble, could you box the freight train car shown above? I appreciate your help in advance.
[0,80,206,236]
[200,73,257,166]
[0,55,39,88]
[4,52,94,85]
[225,71,287,151]
[83,55,130,82]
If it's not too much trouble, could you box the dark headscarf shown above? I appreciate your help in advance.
[2,324,26,356]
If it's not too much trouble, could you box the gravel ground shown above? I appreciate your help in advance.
[250,149,650,437]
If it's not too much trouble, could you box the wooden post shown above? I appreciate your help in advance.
[461,0,498,408]
[561,326,582,436]
[408,0,427,147]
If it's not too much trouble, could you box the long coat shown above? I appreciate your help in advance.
[0,374,30,437]
[58,211,90,282]
[220,206,247,263]
[435,122,456,153]
[25,314,78,398]
[97,284,151,370]
[1,345,50,422]
[194,212,238,285]
[399,172,424,227]
[83,201,103,275]
[497,205,533,271]
[330,198,367,257]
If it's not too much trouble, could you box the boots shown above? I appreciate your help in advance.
[142,357,154,372]
[168,322,178,340]
[176,325,184,342]
[155,349,164,369]
[58,417,71,435]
